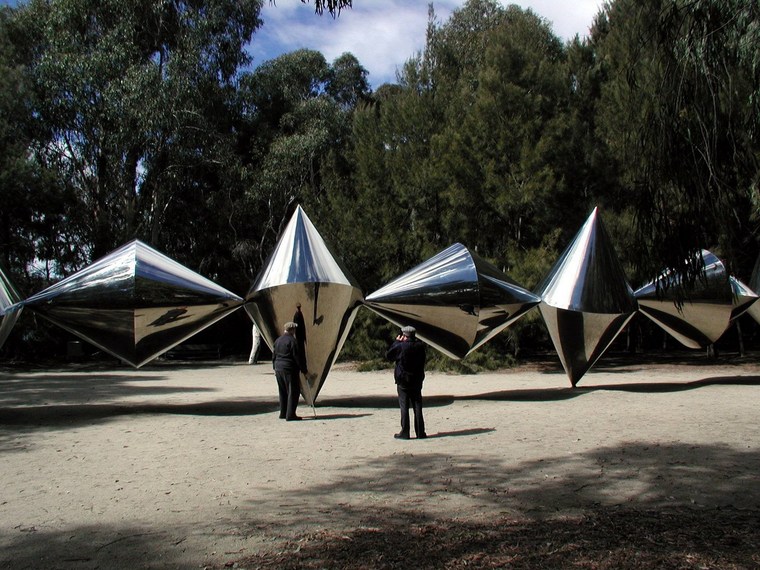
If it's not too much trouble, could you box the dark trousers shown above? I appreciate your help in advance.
[397,383,425,437]
[275,369,300,419]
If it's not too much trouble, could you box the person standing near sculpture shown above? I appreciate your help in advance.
[386,325,427,439]
[248,322,261,364]
[272,321,307,421]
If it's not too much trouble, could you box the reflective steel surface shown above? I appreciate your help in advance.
[245,206,363,406]
[22,240,243,367]
[729,276,758,321]
[0,264,23,351]
[539,305,634,386]
[634,250,736,348]
[746,253,760,325]
[536,208,637,314]
[536,208,637,385]
[365,243,540,359]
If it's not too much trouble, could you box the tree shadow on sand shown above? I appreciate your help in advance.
[456,374,760,402]
[2,441,759,568]
[231,506,760,569]
[228,441,760,569]
[0,372,214,407]
[0,522,213,570]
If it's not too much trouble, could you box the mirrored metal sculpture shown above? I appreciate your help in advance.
[245,205,363,407]
[729,276,758,321]
[0,264,23,351]
[634,250,749,349]
[745,252,760,325]
[21,240,243,367]
[365,243,540,359]
[536,208,637,386]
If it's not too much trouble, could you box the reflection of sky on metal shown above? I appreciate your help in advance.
[366,243,540,359]
[253,205,356,290]
[537,208,637,385]
[246,206,363,406]
[0,264,23,351]
[537,207,637,314]
[22,240,243,367]
[635,250,750,348]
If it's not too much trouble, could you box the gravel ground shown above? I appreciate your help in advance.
[1,355,759,569]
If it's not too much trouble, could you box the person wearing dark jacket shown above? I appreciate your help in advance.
[386,325,427,439]
[272,321,307,421]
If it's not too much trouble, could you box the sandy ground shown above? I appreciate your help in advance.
[1,354,759,569]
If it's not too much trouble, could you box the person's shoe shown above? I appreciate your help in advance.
[417,433,428,439]
[394,432,410,440]
[286,416,302,421]
[279,415,286,419]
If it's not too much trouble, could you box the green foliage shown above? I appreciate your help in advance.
[2,0,759,363]
[428,346,517,374]
[4,0,264,278]
[593,0,760,287]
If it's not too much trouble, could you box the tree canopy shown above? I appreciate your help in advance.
[1,0,758,361]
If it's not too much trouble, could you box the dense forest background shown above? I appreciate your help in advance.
[1,0,759,366]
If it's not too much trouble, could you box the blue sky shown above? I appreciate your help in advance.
[2,0,603,88]
[250,1,603,88]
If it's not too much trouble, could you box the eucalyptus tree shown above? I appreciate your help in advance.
[234,48,370,274]
[593,0,760,286]
[300,0,352,16]
[432,6,577,264]
[5,0,263,277]
[348,0,582,284]
[0,8,43,279]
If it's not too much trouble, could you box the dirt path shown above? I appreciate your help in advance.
[1,356,759,568]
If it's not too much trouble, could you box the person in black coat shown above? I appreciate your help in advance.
[386,325,427,439]
[272,321,307,421]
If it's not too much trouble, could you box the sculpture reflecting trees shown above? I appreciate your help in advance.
[21,240,243,367]
[0,265,23,351]
[245,206,363,406]
[634,250,755,349]
[365,243,539,359]
[3,204,760,396]
[536,208,637,385]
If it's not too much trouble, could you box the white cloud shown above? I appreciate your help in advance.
[248,0,602,88]
[516,0,603,40]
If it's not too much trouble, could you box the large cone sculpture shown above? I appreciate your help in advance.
[365,243,540,359]
[536,208,637,386]
[634,250,754,348]
[245,206,363,407]
[22,240,243,367]
[0,264,23,351]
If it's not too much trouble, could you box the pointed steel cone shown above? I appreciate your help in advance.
[365,243,539,359]
[745,253,760,325]
[22,240,243,367]
[245,206,363,406]
[536,208,637,386]
[634,250,737,349]
[729,276,758,320]
[0,264,23,351]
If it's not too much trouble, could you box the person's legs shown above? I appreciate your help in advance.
[275,371,288,418]
[286,371,301,420]
[410,385,426,438]
[396,384,410,438]
[250,342,260,365]
[251,344,261,364]
[249,329,259,364]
